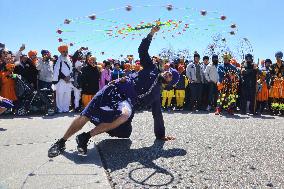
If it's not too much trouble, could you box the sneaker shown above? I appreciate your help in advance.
[249,111,256,115]
[76,132,90,155]
[48,139,66,158]
[173,107,179,111]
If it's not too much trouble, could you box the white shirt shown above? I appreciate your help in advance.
[53,55,72,82]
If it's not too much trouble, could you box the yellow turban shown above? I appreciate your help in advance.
[223,52,232,60]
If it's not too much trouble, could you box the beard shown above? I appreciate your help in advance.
[246,61,253,69]
[213,60,218,65]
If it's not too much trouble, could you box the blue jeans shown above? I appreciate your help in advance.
[189,83,203,109]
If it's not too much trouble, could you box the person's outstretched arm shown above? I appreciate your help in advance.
[138,26,160,69]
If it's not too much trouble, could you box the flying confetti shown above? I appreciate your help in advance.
[56,4,239,58]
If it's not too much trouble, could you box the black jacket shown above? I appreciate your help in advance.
[14,59,38,89]
[80,64,100,95]
[240,63,258,99]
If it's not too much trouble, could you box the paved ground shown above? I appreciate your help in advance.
[0,111,284,188]
[0,114,111,189]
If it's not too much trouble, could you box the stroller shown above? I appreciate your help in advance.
[14,74,55,116]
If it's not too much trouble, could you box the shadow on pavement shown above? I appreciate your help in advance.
[222,114,250,119]
[0,128,7,131]
[62,148,102,166]
[252,115,276,119]
[97,139,187,187]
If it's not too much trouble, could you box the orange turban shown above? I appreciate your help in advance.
[6,63,15,71]
[230,58,237,65]
[124,63,131,70]
[28,50,37,58]
[58,45,68,53]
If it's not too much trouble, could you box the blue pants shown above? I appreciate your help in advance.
[208,82,217,107]
[189,83,203,109]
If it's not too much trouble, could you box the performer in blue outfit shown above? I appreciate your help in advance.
[48,26,179,158]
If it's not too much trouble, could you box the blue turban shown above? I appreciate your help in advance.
[41,50,50,55]
[275,51,283,58]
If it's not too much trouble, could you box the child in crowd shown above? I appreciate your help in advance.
[256,71,269,114]
[175,65,188,110]
[111,61,124,80]
[161,63,175,111]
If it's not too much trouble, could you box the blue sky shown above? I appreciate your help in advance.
[1,0,283,62]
